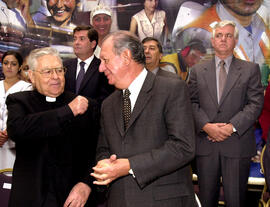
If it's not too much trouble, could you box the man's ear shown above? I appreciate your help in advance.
[121,49,132,65]
[159,53,163,61]
[91,40,97,49]
[28,70,35,85]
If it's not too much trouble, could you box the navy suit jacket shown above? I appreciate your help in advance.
[64,56,114,104]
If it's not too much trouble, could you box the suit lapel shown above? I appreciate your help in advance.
[78,57,99,93]
[203,59,219,106]
[113,90,125,136]
[125,72,154,132]
[219,57,241,106]
[68,59,78,91]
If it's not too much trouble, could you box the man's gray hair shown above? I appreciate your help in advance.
[27,47,62,71]
[103,31,146,65]
[212,20,239,39]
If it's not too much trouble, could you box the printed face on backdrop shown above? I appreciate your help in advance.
[184,49,205,67]
[220,0,263,16]
[2,0,18,9]
[47,0,77,26]
[92,14,112,38]
[144,0,159,13]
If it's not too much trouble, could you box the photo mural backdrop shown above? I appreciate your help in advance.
[0,0,269,83]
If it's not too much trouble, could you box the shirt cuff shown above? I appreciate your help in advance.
[233,126,237,132]
[129,169,136,178]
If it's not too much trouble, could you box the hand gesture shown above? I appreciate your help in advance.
[68,96,88,116]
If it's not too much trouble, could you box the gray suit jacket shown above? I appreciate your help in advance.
[188,57,264,158]
[156,67,179,78]
[96,71,195,207]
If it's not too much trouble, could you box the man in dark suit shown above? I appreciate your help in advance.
[7,47,99,207]
[64,25,113,104]
[142,36,179,78]
[188,20,264,207]
[90,31,196,206]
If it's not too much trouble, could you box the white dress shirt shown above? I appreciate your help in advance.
[123,68,148,112]
[76,55,95,78]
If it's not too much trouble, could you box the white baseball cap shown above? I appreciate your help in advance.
[90,4,112,24]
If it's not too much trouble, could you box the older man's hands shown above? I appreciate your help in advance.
[91,155,131,185]
[63,182,91,207]
[68,96,88,116]
[203,123,234,142]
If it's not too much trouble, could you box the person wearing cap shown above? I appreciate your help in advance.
[90,4,113,58]
[160,40,206,81]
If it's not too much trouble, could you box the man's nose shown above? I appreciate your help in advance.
[56,0,64,8]
[99,62,105,72]
[51,70,59,79]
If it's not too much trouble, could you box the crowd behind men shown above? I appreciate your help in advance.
[0,3,268,206]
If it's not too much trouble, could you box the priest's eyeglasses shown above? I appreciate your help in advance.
[35,67,66,78]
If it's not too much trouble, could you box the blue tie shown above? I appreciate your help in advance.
[76,61,85,94]
[12,9,26,28]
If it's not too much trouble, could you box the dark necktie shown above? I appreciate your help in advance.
[123,89,131,130]
[219,60,227,101]
[76,61,85,94]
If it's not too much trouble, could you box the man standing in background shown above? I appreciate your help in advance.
[64,25,114,105]
[188,20,264,207]
[142,36,178,78]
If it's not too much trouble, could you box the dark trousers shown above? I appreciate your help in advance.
[196,148,251,207]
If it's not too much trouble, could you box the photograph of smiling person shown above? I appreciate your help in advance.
[90,4,112,58]
[46,0,79,27]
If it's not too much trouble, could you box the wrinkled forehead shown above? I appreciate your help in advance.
[36,55,62,69]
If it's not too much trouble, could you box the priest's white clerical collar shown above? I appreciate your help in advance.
[46,96,56,102]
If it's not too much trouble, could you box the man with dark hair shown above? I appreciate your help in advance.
[91,31,196,206]
[142,37,178,78]
[160,39,206,81]
[64,25,113,104]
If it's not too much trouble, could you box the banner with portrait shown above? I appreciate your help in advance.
[0,0,269,82]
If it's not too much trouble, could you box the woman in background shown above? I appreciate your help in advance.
[129,0,168,43]
[0,51,32,169]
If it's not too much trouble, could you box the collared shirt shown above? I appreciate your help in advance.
[76,55,94,78]
[215,55,232,102]
[94,45,101,58]
[123,68,148,112]
[216,1,265,66]
[151,67,159,75]
[133,9,166,41]
[0,0,26,29]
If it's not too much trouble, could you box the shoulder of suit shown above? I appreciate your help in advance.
[101,89,120,106]
[63,58,77,66]
[93,56,101,64]
[7,90,32,99]
[158,69,179,79]
[155,74,185,88]
[192,58,212,71]
[233,57,258,67]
